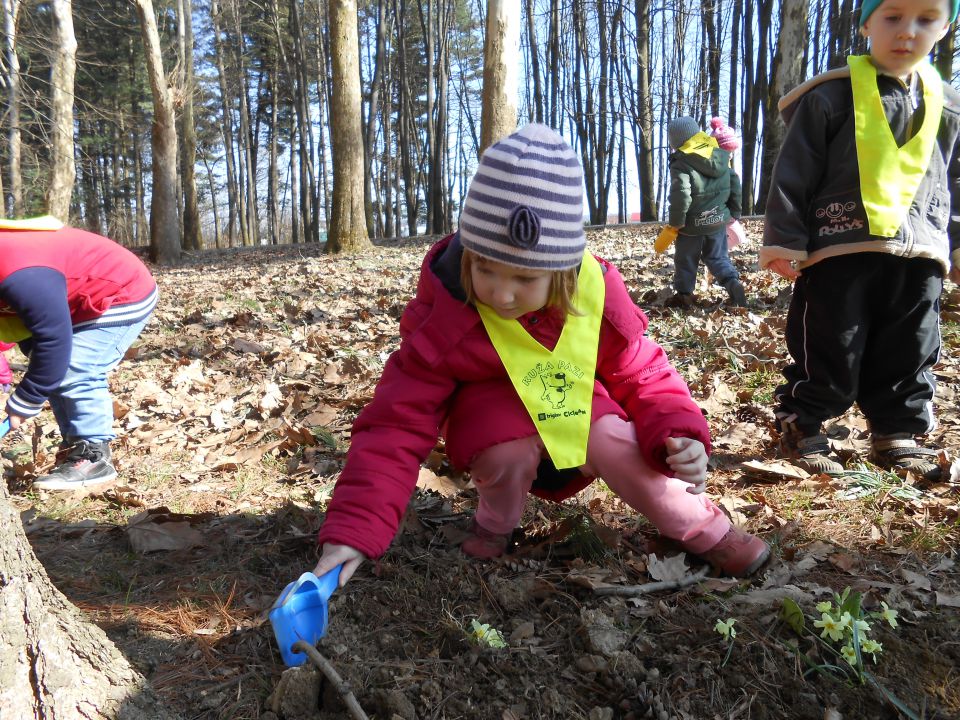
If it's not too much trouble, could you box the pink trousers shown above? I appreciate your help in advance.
[470,414,730,553]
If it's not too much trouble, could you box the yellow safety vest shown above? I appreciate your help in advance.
[477,254,604,469]
[848,55,942,238]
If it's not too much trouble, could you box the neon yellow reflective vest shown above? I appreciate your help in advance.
[477,254,604,469]
[848,55,942,238]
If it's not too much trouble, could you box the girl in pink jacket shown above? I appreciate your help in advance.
[314,124,769,586]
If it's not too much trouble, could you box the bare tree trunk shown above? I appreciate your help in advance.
[290,0,318,243]
[177,0,201,251]
[525,0,543,123]
[0,485,180,719]
[632,0,657,220]
[728,0,741,123]
[3,0,23,216]
[47,0,77,221]
[325,0,370,253]
[135,0,181,265]
[363,0,389,237]
[480,0,520,153]
[231,0,259,245]
[211,0,239,246]
[429,0,451,233]
[757,0,808,211]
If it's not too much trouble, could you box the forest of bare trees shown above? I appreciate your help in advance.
[1,1,958,256]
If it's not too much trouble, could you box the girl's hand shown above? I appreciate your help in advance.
[313,543,366,588]
[664,437,708,494]
[767,258,800,280]
[950,266,960,285]
[8,413,25,431]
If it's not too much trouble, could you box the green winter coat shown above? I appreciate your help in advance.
[667,140,742,236]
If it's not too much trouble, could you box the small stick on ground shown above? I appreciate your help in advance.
[291,641,369,720]
[593,566,711,596]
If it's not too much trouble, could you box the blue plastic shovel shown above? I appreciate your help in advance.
[0,417,9,440]
[268,564,342,667]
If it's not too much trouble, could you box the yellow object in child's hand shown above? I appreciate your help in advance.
[654,225,679,253]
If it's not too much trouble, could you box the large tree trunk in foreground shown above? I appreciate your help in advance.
[0,484,179,719]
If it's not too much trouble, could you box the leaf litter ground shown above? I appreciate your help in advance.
[6,220,960,720]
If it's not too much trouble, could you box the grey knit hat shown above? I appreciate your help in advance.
[459,123,586,270]
[668,116,700,150]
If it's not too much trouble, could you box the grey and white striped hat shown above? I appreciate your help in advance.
[459,123,586,270]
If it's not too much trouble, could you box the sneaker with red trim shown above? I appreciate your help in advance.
[461,518,511,559]
[696,527,770,577]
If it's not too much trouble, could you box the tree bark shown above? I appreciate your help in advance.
[479,0,519,153]
[178,0,202,251]
[757,0,808,211]
[47,0,77,221]
[3,0,23,217]
[0,484,180,719]
[325,0,371,253]
[134,0,181,265]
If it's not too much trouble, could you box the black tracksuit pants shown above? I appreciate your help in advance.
[774,253,943,437]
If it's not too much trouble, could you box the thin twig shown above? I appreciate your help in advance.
[593,566,711,596]
[291,641,370,720]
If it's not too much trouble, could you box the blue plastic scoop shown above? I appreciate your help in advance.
[269,564,342,667]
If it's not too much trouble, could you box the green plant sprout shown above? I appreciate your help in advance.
[714,618,737,667]
[781,588,918,720]
[468,619,506,649]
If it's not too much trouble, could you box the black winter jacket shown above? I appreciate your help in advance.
[761,64,960,274]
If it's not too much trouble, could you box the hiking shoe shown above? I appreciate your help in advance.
[778,425,844,474]
[870,433,942,482]
[33,440,117,490]
[696,527,770,577]
[665,292,695,309]
[461,518,511,559]
[726,282,748,307]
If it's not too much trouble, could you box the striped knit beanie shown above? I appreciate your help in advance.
[859,0,959,25]
[458,124,586,270]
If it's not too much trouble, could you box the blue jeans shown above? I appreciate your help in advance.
[48,317,151,444]
[673,228,739,294]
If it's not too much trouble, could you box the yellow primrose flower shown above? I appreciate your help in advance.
[715,618,737,640]
[814,612,846,642]
[850,617,871,638]
[861,638,882,661]
[841,644,858,666]
[879,602,899,629]
[816,601,834,613]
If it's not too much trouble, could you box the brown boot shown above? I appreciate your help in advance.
[778,420,843,474]
[870,433,941,481]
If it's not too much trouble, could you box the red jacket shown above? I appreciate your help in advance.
[318,235,711,559]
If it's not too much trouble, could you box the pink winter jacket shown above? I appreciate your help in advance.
[317,235,711,559]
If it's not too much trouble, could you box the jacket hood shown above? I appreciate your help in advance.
[670,145,730,178]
